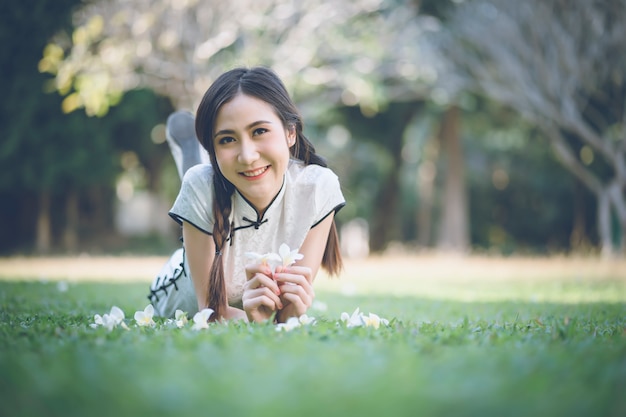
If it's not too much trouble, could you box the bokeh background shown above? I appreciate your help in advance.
[2,0,625,259]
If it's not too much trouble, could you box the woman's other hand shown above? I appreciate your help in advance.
[243,263,283,323]
[274,265,314,322]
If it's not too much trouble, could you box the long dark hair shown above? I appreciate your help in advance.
[195,67,342,319]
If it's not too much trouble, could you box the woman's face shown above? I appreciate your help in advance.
[213,93,295,214]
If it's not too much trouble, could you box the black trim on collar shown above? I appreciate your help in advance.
[234,174,286,219]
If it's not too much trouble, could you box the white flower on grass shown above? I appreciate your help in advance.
[275,314,316,332]
[174,309,188,328]
[341,307,366,328]
[276,317,302,332]
[134,304,156,327]
[278,243,304,266]
[340,308,389,329]
[191,308,214,330]
[363,313,389,329]
[298,314,316,325]
[91,315,104,329]
[91,306,127,331]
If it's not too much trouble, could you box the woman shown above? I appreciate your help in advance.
[149,67,345,323]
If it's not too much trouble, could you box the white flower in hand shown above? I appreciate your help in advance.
[134,304,156,327]
[192,308,214,330]
[278,243,304,266]
[340,307,366,328]
[245,252,281,265]
[245,251,282,272]
[174,309,188,328]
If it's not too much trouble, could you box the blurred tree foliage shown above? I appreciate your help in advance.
[0,0,174,254]
[434,0,626,256]
[0,0,614,256]
[463,100,597,254]
[37,0,443,254]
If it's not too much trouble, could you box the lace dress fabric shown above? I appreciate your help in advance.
[148,160,345,318]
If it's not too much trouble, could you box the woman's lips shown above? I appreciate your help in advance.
[240,165,269,179]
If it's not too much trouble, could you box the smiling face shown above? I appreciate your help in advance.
[213,92,295,214]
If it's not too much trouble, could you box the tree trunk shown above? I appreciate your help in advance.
[369,162,401,252]
[436,105,469,253]
[596,190,614,258]
[36,190,52,254]
[63,188,79,252]
[569,179,589,251]
[367,104,420,253]
[546,127,624,257]
[417,140,438,247]
[608,180,626,256]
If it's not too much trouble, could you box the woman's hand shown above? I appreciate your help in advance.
[242,263,283,323]
[274,265,315,322]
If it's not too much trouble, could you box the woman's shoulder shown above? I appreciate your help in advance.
[181,163,213,187]
[285,160,345,221]
[287,160,339,186]
[184,163,213,178]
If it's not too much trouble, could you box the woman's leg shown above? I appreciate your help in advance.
[148,247,198,318]
[165,110,210,180]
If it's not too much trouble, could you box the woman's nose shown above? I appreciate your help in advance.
[237,138,259,164]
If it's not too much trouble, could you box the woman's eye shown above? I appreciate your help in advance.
[252,128,268,136]
[218,136,235,145]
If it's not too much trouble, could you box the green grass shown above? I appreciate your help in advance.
[1,259,625,417]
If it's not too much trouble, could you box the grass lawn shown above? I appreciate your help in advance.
[0,255,625,417]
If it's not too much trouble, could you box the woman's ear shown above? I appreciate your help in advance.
[287,125,296,147]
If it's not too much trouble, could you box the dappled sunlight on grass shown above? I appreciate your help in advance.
[320,255,626,303]
[1,254,625,304]
[0,255,168,282]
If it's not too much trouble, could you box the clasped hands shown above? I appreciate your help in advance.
[242,263,314,323]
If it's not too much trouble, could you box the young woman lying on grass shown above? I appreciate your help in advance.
[148,67,345,324]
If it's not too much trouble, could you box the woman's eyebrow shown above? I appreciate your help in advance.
[214,120,273,138]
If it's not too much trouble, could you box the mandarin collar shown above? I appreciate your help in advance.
[232,174,286,230]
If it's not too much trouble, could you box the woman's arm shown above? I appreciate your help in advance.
[182,221,247,321]
[274,214,335,322]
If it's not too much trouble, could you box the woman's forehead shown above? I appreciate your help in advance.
[215,93,281,128]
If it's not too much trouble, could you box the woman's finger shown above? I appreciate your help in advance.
[242,292,281,311]
[276,265,313,283]
[278,282,313,309]
[244,273,280,295]
[243,285,283,309]
[274,271,314,297]
[245,263,273,281]
[242,293,280,323]
[279,292,310,316]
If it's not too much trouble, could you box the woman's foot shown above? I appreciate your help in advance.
[166,110,207,179]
